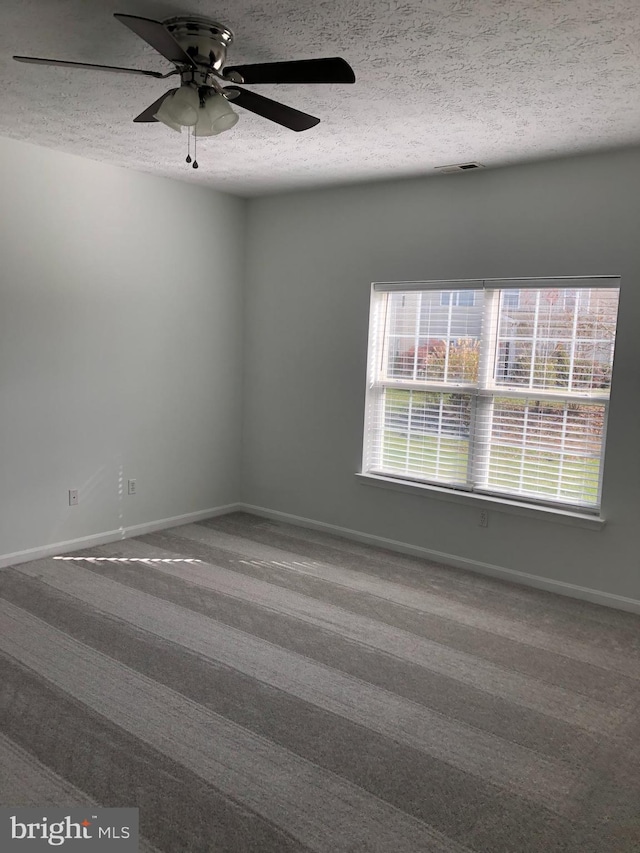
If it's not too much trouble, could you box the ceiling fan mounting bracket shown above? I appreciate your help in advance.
[162,16,234,71]
[180,68,224,91]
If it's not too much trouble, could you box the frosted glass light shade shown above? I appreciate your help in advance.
[155,86,199,128]
[153,105,182,133]
[204,94,239,133]
[193,108,219,138]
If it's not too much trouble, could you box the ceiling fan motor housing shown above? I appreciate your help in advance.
[163,16,234,70]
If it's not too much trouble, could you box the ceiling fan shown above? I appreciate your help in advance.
[13,13,355,165]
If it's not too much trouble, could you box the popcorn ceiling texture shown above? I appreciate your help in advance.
[0,0,639,196]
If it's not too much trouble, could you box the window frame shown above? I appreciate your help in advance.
[361,277,620,517]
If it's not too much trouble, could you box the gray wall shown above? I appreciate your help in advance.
[243,148,640,603]
[0,136,244,559]
[2,134,638,606]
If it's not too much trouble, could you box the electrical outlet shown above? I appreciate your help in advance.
[69,489,79,506]
[128,479,137,495]
[479,509,489,528]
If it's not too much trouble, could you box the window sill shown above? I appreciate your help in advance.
[355,473,606,530]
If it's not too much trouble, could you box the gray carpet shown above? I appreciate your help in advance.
[1,511,639,852]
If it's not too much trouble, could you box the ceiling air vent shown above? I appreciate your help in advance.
[435,162,485,174]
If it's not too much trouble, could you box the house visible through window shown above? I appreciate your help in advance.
[362,278,620,512]
[440,291,475,307]
[502,289,520,310]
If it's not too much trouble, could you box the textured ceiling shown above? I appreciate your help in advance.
[1,0,639,196]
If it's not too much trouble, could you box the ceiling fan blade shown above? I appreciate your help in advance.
[225,87,320,131]
[224,57,355,84]
[133,90,176,122]
[114,13,196,67]
[13,55,167,78]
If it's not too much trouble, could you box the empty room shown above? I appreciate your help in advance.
[1,2,639,852]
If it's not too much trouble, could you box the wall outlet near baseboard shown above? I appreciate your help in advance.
[479,509,489,528]
[128,479,137,495]
[68,489,79,506]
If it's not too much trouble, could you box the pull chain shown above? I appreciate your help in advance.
[193,129,198,169]
[185,126,192,164]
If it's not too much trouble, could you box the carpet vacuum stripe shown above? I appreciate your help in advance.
[80,538,619,734]
[177,524,640,679]
[0,599,471,853]
[13,558,580,812]
[0,733,161,853]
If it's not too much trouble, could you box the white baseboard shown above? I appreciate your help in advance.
[0,503,241,570]
[4,500,638,616]
[240,503,640,616]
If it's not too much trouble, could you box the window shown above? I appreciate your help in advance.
[362,278,620,513]
[502,289,520,310]
[440,290,475,307]
[562,288,590,312]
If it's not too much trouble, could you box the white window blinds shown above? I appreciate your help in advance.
[363,278,620,512]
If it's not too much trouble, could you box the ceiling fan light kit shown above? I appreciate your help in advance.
[13,12,355,171]
[203,93,239,134]
[155,85,200,128]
